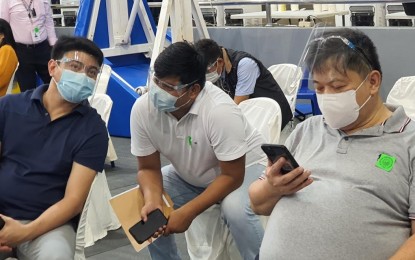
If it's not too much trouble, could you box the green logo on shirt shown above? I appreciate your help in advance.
[376,153,396,172]
[187,136,192,147]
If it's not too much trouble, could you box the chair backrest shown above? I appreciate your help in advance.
[95,64,112,94]
[386,76,415,120]
[6,62,19,95]
[239,97,282,144]
[89,93,113,125]
[89,93,118,162]
[268,63,302,116]
[74,174,96,260]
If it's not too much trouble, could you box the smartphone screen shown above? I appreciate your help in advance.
[128,209,168,244]
[261,144,299,174]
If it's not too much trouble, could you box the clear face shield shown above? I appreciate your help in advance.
[144,68,197,133]
[296,25,375,129]
[296,25,373,91]
[87,63,104,105]
[146,69,196,113]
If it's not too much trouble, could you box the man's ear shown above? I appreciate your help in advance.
[368,70,381,95]
[48,59,58,76]
[189,84,201,99]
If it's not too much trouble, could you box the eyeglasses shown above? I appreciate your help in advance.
[152,74,197,92]
[207,59,219,72]
[58,57,101,80]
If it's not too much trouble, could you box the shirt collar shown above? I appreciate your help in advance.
[186,83,208,116]
[382,104,411,133]
[30,84,91,115]
[337,104,411,137]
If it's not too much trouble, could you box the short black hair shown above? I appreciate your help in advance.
[305,28,382,78]
[0,18,16,49]
[194,38,222,66]
[154,41,206,88]
[51,36,104,66]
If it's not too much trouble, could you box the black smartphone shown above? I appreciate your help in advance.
[0,217,5,230]
[261,144,300,174]
[128,209,168,244]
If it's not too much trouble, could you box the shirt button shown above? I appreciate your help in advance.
[344,137,349,141]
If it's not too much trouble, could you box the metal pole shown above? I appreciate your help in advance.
[265,3,273,27]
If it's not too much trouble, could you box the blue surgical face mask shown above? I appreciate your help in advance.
[54,69,96,103]
[149,80,190,112]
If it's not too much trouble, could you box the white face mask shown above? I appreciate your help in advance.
[206,71,221,83]
[316,75,371,129]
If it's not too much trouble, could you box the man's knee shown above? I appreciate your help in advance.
[17,224,75,260]
[221,191,254,222]
[34,245,74,260]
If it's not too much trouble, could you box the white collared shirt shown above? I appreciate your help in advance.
[131,81,264,187]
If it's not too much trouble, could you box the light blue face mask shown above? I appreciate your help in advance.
[149,80,190,112]
[55,69,96,103]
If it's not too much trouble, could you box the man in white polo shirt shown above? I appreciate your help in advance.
[130,41,265,260]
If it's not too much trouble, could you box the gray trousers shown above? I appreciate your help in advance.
[0,222,75,260]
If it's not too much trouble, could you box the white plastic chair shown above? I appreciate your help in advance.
[268,63,303,119]
[6,63,19,95]
[95,64,112,95]
[74,170,121,260]
[89,93,118,166]
[386,76,415,120]
[185,98,282,260]
[239,97,282,148]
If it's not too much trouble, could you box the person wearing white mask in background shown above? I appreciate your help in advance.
[0,36,108,260]
[130,41,266,260]
[249,28,415,260]
[195,39,293,130]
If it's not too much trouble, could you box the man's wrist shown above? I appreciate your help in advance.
[264,179,284,199]
[23,221,38,241]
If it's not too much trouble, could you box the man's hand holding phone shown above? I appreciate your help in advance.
[261,144,313,197]
[136,200,168,243]
[264,156,313,197]
[163,205,196,236]
[130,208,168,244]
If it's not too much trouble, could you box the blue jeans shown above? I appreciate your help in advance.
[148,164,264,260]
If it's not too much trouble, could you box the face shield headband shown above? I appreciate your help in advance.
[299,31,373,90]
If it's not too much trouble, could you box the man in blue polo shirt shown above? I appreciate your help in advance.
[0,36,108,260]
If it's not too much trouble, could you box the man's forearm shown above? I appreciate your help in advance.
[138,169,164,203]
[25,197,85,241]
[390,233,415,260]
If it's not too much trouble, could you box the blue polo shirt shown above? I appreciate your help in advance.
[0,85,108,220]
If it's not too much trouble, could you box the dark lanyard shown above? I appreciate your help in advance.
[21,0,36,18]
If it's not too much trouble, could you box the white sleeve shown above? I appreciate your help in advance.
[235,58,260,96]
[208,103,248,161]
[130,95,157,157]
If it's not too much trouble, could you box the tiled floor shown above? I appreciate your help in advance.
[85,119,299,259]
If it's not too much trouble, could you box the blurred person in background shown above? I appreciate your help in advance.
[195,38,293,130]
[0,18,17,96]
[0,0,57,92]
